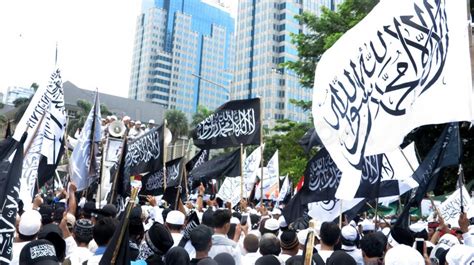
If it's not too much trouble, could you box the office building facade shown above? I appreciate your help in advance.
[129,0,234,119]
[232,0,342,128]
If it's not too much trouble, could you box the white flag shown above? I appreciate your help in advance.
[217,177,242,207]
[13,69,66,204]
[255,150,279,200]
[308,199,364,223]
[312,0,473,199]
[277,176,290,202]
[439,186,471,227]
[70,91,102,191]
[243,144,264,184]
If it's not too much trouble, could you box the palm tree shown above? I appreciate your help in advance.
[67,100,112,135]
[191,105,214,128]
[165,109,188,143]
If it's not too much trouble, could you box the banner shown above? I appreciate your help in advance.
[439,186,471,227]
[0,134,25,263]
[216,177,242,207]
[308,199,365,223]
[312,0,473,199]
[243,145,264,188]
[140,157,184,196]
[70,91,102,191]
[277,176,290,202]
[255,151,279,200]
[189,149,241,182]
[192,98,261,149]
[125,125,164,177]
[299,143,418,204]
[186,149,209,172]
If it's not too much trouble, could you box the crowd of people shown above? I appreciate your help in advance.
[10,181,474,265]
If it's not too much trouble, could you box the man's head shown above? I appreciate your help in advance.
[18,210,42,241]
[360,231,386,259]
[320,222,341,248]
[243,234,259,253]
[148,119,155,128]
[93,217,117,247]
[259,233,281,256]
[165,210,185,232]
[74,219,94,245]
[280,230,299,255]
[190,225,213,253]
[135,121,141,129]
[213,209,232,233]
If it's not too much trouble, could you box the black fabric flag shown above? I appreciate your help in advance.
[37,139,65,188]
[125,125,164,177]
[282,191,306,224]
[396,123,461,228]
[192,98,261,149]
[189,149,241,183]
[186,149,209,172]
[4,121,11,139]
[298,128,322,154]
[0,133,25,263]
[140,157,184,196]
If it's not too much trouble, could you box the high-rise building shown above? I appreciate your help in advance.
[129,0,234,119]
[232,0,342,128]
[3,86,35,106]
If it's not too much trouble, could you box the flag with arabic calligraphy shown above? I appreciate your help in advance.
[312,0,473,199]
[192,98,261,149]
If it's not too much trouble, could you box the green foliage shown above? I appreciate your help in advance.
[67,99,112,135]
[191,105,214,128]
[13,97,30,108]
[282,0,378,107]
[30,82,39,92]
[263,120,312,186]
[165,109,189,142]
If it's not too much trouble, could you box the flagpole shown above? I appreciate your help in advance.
[240,143,244,200]
[109,135,128,204]
[259,98,264,206]
[458,164,465,212]
[163,120,168,190]
[339,200,343,228]
[111,187,139,265]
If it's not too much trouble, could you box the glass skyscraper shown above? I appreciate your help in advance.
[129,0,234,118]
[232,0,342,128]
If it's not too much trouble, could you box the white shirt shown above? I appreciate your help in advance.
[171,233,183,247]
[242,252,261,265]
[209,234,242,265]
[279,253,293,263]
[11,241,29,265]
[342,247,364,265]
[67,246,93,265]
[184,240,196,259]
[318,250,334,263]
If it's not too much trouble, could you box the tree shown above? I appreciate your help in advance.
[165,109,188,142]
[67,100,113,135]
[262,120,313,186]
[282,0,378,91]
[191,105,214,128]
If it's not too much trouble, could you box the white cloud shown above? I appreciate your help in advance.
[0,0,140,97]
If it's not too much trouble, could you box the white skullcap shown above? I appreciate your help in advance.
[166,210,185,225]
[135,120,141,125]
[385,244,424,265]
[271,208,282,216]
[341,225,358,242]
[19,210,42,236]
[123,116,131,121]
[148,119,155,124]
[264,218,280,231]
[278,216,287,228]
[110,115,117,121]
[359,218,375,231]
[297,229,309,245]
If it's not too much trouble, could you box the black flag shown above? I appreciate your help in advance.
[0,133,25,263]
[140,157,184,196]
[125,125,164,177]
[4,120,11,139]
[298,128,322,153]
[396,123,461,228]
[189,149,241,183]
[186,149,209,172]
[37,139,65,188]
[192,98,261,149]
[282,191,307,225]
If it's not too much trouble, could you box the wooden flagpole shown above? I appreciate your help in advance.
[259,98,264,206]
[163,119,168,190]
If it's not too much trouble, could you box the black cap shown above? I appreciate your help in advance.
[92,204,117,218]
[82,202,96,218]
[19,239,59,265]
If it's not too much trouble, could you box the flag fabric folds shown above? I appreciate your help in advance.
[217,177,242,207]
[242,145,264,190]
[140,157,184,196]
[298,128,322,154]
[70,90,102,191]
[185,149,209,172]
[14,69,67,203]
[396,123,461,228]
[312,0,473,199]
[189,149,241,182]
[0,133,25,263]
[255,151,279,200]
[192,98,261,149]
[277,176,290,202]
[125,125,164,177]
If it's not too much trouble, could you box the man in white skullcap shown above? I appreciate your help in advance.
[165,210,185,247]
[340,225,363,265]
[146,119,155,132]
[12,210,42,265]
